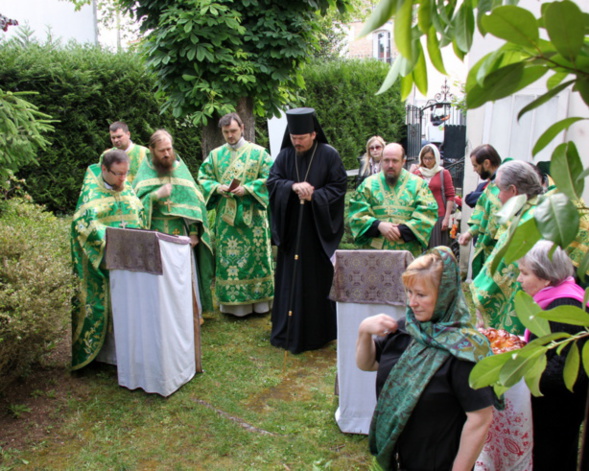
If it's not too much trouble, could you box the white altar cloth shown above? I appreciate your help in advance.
[109,234,195,397]
[330,250,414,435]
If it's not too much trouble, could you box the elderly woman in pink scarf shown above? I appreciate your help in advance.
[412,143,455,248]
[517,240,588,471]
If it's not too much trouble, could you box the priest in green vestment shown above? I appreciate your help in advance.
[461,183,502,278]
[198,113,274,317]
[348,143,438,257]
[71,150,145,370]
[99,121,149,183]
[470,161,544,334]
[458,145,504,279]
[132,129,214,313]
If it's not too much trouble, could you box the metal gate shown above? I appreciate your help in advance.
[405,81,467,195]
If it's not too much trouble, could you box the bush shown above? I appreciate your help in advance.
[302,58,406,170]
[0,198,74,390]
[0,38,201,214]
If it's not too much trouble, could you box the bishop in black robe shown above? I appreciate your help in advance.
[267,108,347,354]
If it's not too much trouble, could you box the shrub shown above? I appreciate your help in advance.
[0,198,74,390]
[302,58,406,170]
[0,39,201,214]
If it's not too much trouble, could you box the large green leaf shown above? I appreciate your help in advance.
[469,351,512,388]
[532,118,586,156]
[499,346,546,387]
[412,41,428,95]
[481,5,539,48]
[496,194,527,225]
[517,80,575,121]
[417,0,432,33]
[577,251,589,283]
[573,78,589,107]
[537,305,589,326]
[534,193,580,247]
[563,342,580,392]
[453,1,475,53]
[395,0,415,59]
[503,218,542,265]
[550,142,585,201]
[376,54,405,95]
[583,340,589,377]
[524,354,547,397]
[426,26,447,74]
[358,0,398,38]
[544,1,585,63]
[514,291,551,338]
[467,63,546,109]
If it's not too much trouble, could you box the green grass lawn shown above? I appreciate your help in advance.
[1,311,372,470]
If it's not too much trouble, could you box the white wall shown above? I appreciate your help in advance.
[0,0,97,45]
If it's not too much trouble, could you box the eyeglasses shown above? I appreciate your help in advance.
[422,156,435,161]
[369,145,382,151]
[108,169,129,177]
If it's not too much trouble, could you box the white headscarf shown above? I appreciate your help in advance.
[418,143,442,179]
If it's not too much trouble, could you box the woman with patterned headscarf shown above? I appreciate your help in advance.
[412,143,456,248]
[356,247,497,470]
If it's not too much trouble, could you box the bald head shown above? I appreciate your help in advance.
[381,143,406,186]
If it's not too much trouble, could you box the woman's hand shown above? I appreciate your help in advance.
[356,314,398,371]
[452,406,493,471]
[458,232,472,246]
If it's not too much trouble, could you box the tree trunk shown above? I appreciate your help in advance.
[200,96,255,160]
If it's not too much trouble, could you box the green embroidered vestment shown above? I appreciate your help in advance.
[198,142,274,306]
[466,183,502,278]
[348,170,438,256]
[71,164,145,370]
[133,157,215,312]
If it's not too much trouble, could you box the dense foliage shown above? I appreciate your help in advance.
[0,37,201,213]
[0,198,74,391]
[0,89,54,188]
[364,0,589,403]
[302,58,406,170]
[114,0,352,127]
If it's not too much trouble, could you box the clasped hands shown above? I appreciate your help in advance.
[218,184,246,197]
[378,221,403,242]
[292,182,314,201]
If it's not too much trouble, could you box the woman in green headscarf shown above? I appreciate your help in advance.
[356,246,496,470]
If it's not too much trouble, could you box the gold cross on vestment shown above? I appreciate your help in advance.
[172,228,181,236]
[163,198,174,212]
[119,221,128,229]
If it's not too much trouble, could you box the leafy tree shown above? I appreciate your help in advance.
[107,0,353,156]
[362,0,589,461]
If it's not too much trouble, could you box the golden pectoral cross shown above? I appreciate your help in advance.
[163,198,174,212]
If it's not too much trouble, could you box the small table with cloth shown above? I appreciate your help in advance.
[104,227,199,397]
[329,249,414,435]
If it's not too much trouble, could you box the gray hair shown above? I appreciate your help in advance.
[519,240,574,286]
[497,160,543,200]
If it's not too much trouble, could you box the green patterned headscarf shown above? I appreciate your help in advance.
[369,246,495,470]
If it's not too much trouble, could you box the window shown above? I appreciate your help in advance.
[373,30,391,63]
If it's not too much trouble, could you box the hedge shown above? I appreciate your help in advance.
[300,58,406,170]
[0,40,201,214]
